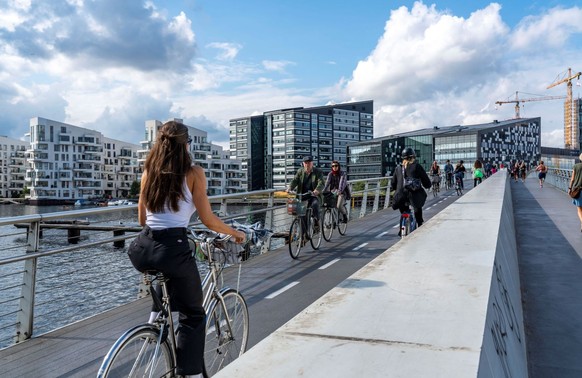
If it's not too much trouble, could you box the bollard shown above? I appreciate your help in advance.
[67,228,80,244]
[113,230,125,248]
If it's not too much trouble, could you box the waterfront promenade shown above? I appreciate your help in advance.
[0,173,581,377]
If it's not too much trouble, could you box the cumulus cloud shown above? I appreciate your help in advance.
[1,0,581,151]
[340,2,582,147]
[510,6,582,51]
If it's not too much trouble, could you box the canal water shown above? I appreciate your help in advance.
[0,202,286,348]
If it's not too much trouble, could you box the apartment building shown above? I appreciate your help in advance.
[26,117,140,204]
[137,119,245,195]
[230,100,374,190]
[0,136,29,198]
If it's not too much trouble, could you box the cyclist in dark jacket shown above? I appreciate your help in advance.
[287,155,325,228]
[390,147,431,231]
[454,160,466,190]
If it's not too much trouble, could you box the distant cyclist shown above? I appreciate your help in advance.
[444,159,454,188]
[390,147,431,234]
[429,161,441,191]
[454,160,466,190]
[287,155,325,231]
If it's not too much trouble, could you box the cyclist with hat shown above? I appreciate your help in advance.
[286,155,325,231]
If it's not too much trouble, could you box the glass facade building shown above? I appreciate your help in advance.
[230,101,373,190]
[347,118,542,180]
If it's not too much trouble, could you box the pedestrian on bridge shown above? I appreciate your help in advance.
[128,120,245,378]
[568,153,582,232]
[535,161,548,188]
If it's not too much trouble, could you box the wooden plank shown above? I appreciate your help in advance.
[0,298,151,377]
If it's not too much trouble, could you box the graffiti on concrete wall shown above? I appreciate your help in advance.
[488,257,524,378]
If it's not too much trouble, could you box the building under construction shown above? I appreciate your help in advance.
[547,68,582,150]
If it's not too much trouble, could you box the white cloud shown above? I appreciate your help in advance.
[262,60,295,73]
[340,2,582,148]
[511,7,582,51]
[207,42,242,61]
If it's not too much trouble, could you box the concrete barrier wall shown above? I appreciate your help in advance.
[216,173,527,378]
[477,176,527,377]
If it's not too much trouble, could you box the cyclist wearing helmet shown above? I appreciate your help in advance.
[390,147,431,234]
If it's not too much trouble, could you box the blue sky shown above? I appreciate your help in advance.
[1,0,582,148]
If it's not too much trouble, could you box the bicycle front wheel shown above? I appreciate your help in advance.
[310,215,322,250]
[97,324,175,378]
[288,218,302,259]
[322,208,334,241]
[204,289,249,377]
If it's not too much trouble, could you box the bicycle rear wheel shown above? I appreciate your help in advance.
[204,289,249,377]
[310,215,322,250]
[288,218,302,259]
[97,324,175,378]
[322,208,334,241]
[400,215,411,238]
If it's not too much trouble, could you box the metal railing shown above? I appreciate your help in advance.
[0,177,392,348]
[545,168,573,193]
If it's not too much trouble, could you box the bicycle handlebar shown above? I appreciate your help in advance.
[189,221,273,248]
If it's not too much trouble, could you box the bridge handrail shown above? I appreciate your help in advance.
[0,177,390,348]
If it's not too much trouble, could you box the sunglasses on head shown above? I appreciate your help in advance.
[187,136,192,144]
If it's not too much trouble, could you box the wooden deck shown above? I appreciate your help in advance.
[0,298,151,377]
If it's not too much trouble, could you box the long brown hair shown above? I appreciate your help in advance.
[142,121,192,212]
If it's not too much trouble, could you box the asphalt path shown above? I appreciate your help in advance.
[226,186,468,349]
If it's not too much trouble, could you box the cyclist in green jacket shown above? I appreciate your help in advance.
[287,156,325,230]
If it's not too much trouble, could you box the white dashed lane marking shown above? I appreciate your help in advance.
[354,243,368,251]
[319,258,341,270]
[265,282,300,299]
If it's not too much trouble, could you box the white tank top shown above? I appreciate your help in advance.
[146,178,196,229]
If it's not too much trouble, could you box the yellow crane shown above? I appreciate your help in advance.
[495,91,566,119]
[547,67,582,149]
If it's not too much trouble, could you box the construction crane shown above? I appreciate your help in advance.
[495,91,566,119]
[547,67,582,149]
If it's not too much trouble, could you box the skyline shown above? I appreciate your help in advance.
[1,0,582,149]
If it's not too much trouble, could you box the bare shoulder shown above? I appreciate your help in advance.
[190,165,204,177]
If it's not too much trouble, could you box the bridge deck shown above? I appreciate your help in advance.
[511,177,582,377]
[0,176,581,377]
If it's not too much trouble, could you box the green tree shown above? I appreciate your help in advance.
[20,186,30,199]
[129,181,140,197]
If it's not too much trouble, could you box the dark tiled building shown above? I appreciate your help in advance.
[347,118,542,180]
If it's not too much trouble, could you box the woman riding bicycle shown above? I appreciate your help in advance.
[127,120,245,378]
[323,160,350,222]
[429,161,441,191]
[454,160,466,190]
[390,147,431,235]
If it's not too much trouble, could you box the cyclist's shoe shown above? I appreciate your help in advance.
[313,221,320,234]
[341,213,348,223]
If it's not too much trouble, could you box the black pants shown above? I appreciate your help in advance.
[128,226,205,375]
[307,196,320,221]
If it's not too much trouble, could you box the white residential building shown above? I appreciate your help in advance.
[137,119,245,195]
[26,117,140,204]
[0,136,29,198]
